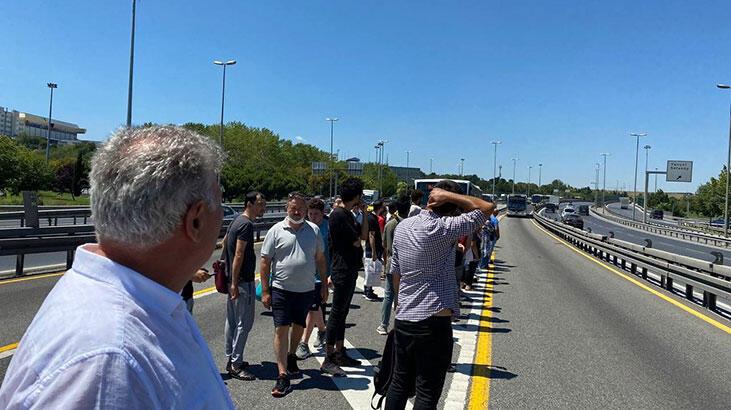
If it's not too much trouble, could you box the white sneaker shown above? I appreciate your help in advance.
[376,324,388,335]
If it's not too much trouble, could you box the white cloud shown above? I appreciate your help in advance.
[295,136,305,143]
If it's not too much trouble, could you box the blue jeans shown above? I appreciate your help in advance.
[381,273,395,327]
[479,235,495,268]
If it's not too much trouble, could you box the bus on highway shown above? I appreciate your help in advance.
[414,179,483,207]
[531,194,544,204]
[507,194,529,217]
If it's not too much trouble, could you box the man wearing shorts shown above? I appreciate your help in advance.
[260,193,329,397]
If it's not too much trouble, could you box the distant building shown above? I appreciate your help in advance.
[389,166,425,184]
[0,106,86,143]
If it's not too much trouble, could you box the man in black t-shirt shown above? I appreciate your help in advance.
[363,200,385,301]
[223,191,266,381]
[321,178,369,377]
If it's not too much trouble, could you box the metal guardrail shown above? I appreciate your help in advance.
[0,214,283,277]
[534,211,731,314]
[592,206,731,248]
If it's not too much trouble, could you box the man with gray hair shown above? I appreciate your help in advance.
[0,126,234,409]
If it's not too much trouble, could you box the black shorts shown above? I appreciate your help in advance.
[309,282,324,311]
[272,287,313,327]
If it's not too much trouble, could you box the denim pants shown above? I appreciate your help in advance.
[385,316,453,410]
[224,281,255,366]
[480,234,495,268]
[380,273,395,327]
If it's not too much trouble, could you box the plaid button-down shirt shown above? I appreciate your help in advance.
[391,209,489,322]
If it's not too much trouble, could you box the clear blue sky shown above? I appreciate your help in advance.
[2,0,731,192]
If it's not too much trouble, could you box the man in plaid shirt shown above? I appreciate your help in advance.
[386,180,494,409]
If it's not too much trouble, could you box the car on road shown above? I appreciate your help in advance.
[562,214,584,229]
[561,206,576,220]
[578,205,589,215]
[222,204,236,222]
[544,203,558,213]
[650,209,664,220]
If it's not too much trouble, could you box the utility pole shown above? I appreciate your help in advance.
[126,0,136,127]
[630,132,647,221]
[429,158,433,174]
[491,141,501,197]
[326,117,339,198]
[600,153,610,206]
[45,83,57,163]
[511,157,517,194]
[594,163,600,206]
[538,163,543,187]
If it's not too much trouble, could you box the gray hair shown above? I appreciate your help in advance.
[90,125,224,247]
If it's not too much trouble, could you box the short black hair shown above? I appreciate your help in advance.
[431,180,463,216]
[308,198,325,212]
[411,189,424,204]
[387,202,398,214]
[373,200,384,211]
[339,178,364,202]
[396,194,411,217]
[244,191,264,209]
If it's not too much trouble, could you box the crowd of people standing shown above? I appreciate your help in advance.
[0,125,500,409]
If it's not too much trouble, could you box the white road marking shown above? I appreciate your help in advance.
[0,348,17,360]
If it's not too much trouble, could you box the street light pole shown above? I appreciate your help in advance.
[594,163,600,206]
[527,165,532,195]
[406,150,411,168]
[460,158,465,176]
[717,84,731,236]
[600,153,610,206]
[511,157,517,194]
[643,144,651,217]
[326,117,339,198]
[491,141,501,197]
[630,132,648,221]
[538,163,543,187]
[213,60,236,148]
[45,83,57,163]
[126,0,136,127]
[429,158,433,174]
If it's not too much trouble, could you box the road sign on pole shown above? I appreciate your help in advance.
[666,160,692,182]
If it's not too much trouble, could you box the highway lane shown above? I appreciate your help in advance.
[548,203,731,265]
[490,216,731,408]
[0,242,487,409]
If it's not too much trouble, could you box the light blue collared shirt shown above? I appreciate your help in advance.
[0,244,234,410]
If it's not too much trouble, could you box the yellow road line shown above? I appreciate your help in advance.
[531,219,731,334]
[0,271,65,286]
[0,342,18,353]
[467,252,496,410]
[193,286,217,297]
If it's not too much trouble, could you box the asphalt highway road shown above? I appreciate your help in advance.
[1,216,730,408]
[548,203,731,265]
[490,216,730,408]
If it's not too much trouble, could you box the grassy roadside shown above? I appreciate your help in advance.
[0,191,90,206]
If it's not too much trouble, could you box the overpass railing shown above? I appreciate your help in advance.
[0,214,283,278]
[592,206,731,248]
[534,211,731,315]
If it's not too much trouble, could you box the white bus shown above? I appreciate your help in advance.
[413,179,484,207]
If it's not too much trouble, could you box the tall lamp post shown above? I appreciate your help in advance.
[45,83,57,163]
[643,144,652,216]
[213,60,236,147]
[429,158,433,174]
[406,150,411,168]
[511,157,518,194]
[538,163,543,187]
[600,153,610,207]
[460,158,465,176]
[126,0,137,127]
[527,165,532,195]
[717,84,731,236]
[491,140,501,197]
[326,117,339,198]
[630,132,648,221]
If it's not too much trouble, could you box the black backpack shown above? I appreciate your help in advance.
[371,330,397,409]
